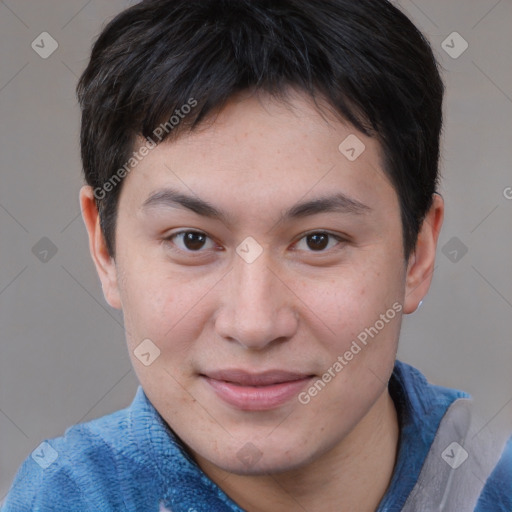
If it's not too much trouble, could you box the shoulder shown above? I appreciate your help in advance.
[392,361,512,510]
[475,435,512,511]
[1,405,151,511]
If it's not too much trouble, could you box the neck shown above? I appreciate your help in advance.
[196,389,399,512]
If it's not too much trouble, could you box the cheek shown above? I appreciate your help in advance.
[299,263,397,330]
[119,263,215,358]
[296,259,403,372]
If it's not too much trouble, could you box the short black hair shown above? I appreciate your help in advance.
[77,0,444,260]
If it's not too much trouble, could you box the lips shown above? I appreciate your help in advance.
[204,369,311,386]
[201,369,314,411]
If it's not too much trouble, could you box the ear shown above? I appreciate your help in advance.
[79,186,122,310]
[403,193,444,314]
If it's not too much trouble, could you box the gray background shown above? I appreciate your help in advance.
[1,0,511,502]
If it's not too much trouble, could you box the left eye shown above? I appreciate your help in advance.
[294,232,344,252]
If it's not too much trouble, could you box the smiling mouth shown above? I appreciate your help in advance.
[200,369,315,411]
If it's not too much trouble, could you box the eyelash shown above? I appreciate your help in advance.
[163,229,347,256]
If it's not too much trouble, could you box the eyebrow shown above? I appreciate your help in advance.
[141,187,371,225]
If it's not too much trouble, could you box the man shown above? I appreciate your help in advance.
[2,0,511,510]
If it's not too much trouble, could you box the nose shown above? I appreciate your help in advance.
[214,252,299,351]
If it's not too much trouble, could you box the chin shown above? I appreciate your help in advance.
[198,439,320,477]
[213,457,307,477]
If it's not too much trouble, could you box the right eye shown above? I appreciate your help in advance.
[164,230,217,253]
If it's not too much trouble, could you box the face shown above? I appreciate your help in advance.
[91,89,414,474]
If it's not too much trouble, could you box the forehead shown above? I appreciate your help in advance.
[120,89,398,222]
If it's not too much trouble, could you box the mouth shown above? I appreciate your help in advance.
[200,369,315,411]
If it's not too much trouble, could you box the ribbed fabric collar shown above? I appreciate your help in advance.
[128,385,244,511]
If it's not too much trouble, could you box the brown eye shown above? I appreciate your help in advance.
[167,230,215,252]
[182,231,207,250]
[294,231,345,253]
[306,233,329,251]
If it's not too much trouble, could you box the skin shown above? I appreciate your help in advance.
[80,88,444,511]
